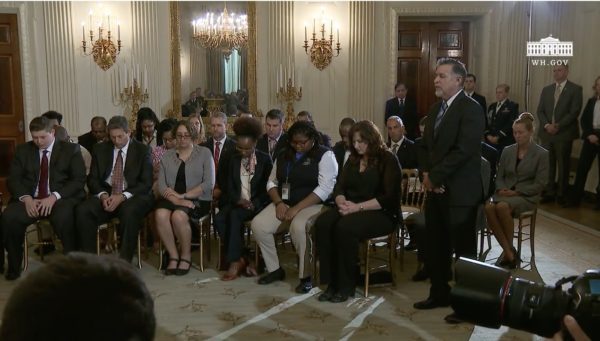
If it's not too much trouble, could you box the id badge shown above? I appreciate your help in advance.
[282,183,291,200]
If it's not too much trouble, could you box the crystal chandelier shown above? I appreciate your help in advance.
[192,5,248,60]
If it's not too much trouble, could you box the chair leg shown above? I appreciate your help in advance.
[530,214,537,268]
[158,239,164,271]
[137,231,142,269]
[23,233,29,272]
[364,240,370,298]
[198,221,204,272]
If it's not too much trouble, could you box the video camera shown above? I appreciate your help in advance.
[450,257,599,339]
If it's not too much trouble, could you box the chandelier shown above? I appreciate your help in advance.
[192,5,248,60]
[81,10,122,71]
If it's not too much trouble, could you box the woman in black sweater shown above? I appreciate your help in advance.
[315,120,402,303]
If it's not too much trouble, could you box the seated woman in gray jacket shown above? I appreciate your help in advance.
[484,113,549,269]
[155,120,215,275]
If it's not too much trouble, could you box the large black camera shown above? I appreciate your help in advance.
[450,257,599,339]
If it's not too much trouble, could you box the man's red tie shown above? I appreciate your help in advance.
[111,150,124,195]
[37,150,49,198]
[214,141,221,170]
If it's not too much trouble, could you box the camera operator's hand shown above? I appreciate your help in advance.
[550,315,590,341]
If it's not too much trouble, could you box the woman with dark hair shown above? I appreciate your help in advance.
[251,121,338,293]
[155,120,215,275]
[135,107,160,148]
[152,118,179,182]
[315,120,402,303]
[214,117,273,281]
[484,113,548,269]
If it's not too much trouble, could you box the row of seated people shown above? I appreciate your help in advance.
[0,110,404,302]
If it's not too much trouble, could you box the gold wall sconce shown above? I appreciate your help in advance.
[302,15,341,71]
[81,10,122,71]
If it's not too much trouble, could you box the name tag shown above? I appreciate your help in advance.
[282,183,290,200]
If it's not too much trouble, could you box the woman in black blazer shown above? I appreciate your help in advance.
[315,120,402,303]
[214,117,273,281]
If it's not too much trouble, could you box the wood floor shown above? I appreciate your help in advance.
[0,208,597,340]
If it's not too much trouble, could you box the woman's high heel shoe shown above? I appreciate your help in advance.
[175,259,192,276]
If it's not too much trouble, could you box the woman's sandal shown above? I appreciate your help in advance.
[176,258,192,276]
[165,258,179,276]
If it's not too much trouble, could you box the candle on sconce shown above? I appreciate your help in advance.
[330,20,332,36]
[144,64,147,91]
[279,64,283,89]
[304,23,307,41]
[313,18,315,34]
[81,22,85,41]
[108,15,110,32]
[117,21,120,40]
[89,11,92,32]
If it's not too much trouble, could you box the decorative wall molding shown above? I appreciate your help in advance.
[348,1,376,122]
[43,1,79,131]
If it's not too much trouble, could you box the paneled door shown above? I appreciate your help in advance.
[0,13,26,198]
[396,21,469,117]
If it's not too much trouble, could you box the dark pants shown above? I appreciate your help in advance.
[542,139,573,198]
[1,198,79,273]
[406,212,426,262]
[315,209,395,297]
[569,140,600,203]
[214,205,256,262]
[424,192,478,300]
[76,195,153,262]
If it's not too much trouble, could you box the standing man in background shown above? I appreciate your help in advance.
[385,82,419,140]
[536,64,582,205]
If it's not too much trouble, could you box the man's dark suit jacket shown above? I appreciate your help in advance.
[485,99,519,148]
[202,136,236,192]
[387,138,418,170]
[471,92,487,117]
[419,91,485,206]
[8,140,86,202]
[332,141,346,170]
[581,97,600,140]
[256,133,288,161]
[537,80,583,142]
[88,139,153,197]
[385,96,419,140]
[224,150,273,212]
[78,131,99,153]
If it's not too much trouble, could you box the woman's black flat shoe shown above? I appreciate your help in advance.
[164,258,179,276]
[176,259,192,276]
[318,288,336,302]
[330,293,349,303]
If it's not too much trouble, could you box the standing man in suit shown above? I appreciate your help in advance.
[202,112,236,199]
[1,116,86,280]
[414,58,484,312]
[256,109,288,161]
[565,76,600,209]
[464,74,488,126]
[537,64,583,204]
[385,82,419,140]
[386,116,418,169]
[76,116,154,263]
[485,84,519,152]
[78,116,108,152]
[332,117,356,172]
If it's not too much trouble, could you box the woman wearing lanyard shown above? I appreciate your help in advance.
[251,121,338,293]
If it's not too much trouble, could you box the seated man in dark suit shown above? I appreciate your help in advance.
[76,116,154,263]
[386,116,418,169]
[1,116,86,280]
[464,74,488,125]
[484,84,519,153]
[385,82,419,140]
[202,112,236,200]
[78,116,108,152]
[331,117,356,172]
[296,110,332,147]
[256,109,288,161]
